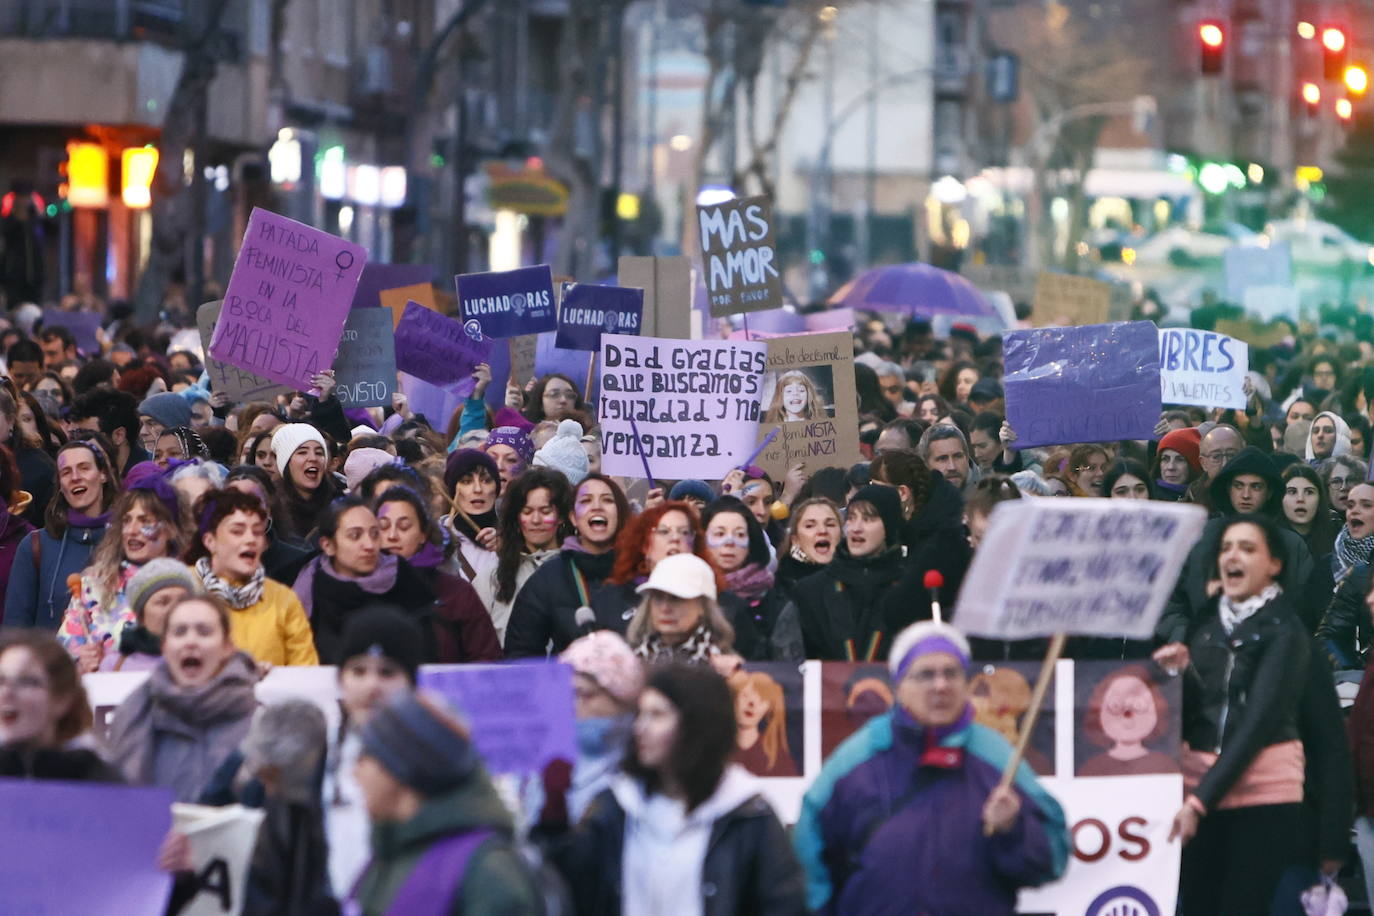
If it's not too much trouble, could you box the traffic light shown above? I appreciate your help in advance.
[63,141,108,209]
[1303,81,1322,117]
[1346,63,1369,98]
[1198,20,1225,74]
[121,147,158,209]
[1323,25,1348,80]
[1338,97,1355,123]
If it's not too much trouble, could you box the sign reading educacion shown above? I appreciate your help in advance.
[555,283,644,351]
[598,334,767,479]
[209,207,366,391]
[456,264,556,339]
[698,195,783,317]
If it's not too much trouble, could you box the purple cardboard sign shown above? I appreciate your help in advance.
[351,262,432,311]
[1004,320,1162,449]
[0,778,173,912]
[598,334,768,480]
[555,283,645,351]
[536,331,593,397]
[418,662,575,775]
[457,265,557,339]
[41,307,101,355]
[209,207,367,391]
[394,300,494,387]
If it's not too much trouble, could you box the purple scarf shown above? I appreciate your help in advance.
[407,542,446,570]
[724,562,775,602]
[293,553,401,617]
[66,510,112,528]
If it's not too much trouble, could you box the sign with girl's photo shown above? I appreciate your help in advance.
[751,331,861,480]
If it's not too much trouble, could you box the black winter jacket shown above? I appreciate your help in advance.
[1293,638,1354,867]
[505,548,619,658]
[1315,561,1372,668]
[1182,593,1310,811]
[547,783,807,916]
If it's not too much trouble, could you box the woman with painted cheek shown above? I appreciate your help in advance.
[776,498,843,593]
[506,474,632,658]
[58,482,187,673]
[103,558,197,672]
[779,485,928,661]
[375,487,500,662]
[270,423,340,547]
[0,629,123,780]
[324,607,425,895]
[292,497,439,665]
[107,595,259,802]
[189,489,317,667]
[440,449,502,586]
[5,440,118,632]
[477,468,572,646]
[703,498,802,661]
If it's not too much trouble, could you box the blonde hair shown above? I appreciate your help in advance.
[729,669,790,769]
[626,591,735,652]
[763,370,827,424]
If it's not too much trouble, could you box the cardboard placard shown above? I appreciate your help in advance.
[350,263,432,311]
[379,282,438,329]
[617,255,692,339]
[172,803,266,916]
[394,300,493,387]
[953,499,1206,639]
[1004,321,1162,448]
[456,264,557,339]
[332,307,397,408]
[1033,273,1112,327]
[597,334,767,480]
[41,307,101,355]
[752,331,861,478]
[1214,317,1294,350]
[197,301,292,402]
[209,207,367,390]
[698,195,784,317]
[1158,328,1248,410]
[555,283,645,351]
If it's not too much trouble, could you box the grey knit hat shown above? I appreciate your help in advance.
[125,558,198,620]
[138,392,193,430]
[359,690,479,796]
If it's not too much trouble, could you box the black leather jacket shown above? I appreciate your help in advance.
[1183,593,1310,811]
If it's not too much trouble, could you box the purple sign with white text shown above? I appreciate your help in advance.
[457,265,557,339]
[394,300,493,387]
[209,207,367,390]
[555,283,644,351]
[419,662,576,775]
[1004,320,1162,449]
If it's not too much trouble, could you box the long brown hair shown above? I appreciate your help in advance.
[46,440,120,538]
[86,489,191,609]
[0,629,93,743]
[494,468,573,603]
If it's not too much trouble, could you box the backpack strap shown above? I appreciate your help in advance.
[30,529,40,576]
[348,828,495,916]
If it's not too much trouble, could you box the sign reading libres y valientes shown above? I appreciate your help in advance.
[210,208,366,391]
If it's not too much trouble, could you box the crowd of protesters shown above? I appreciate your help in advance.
[7,291,1374,913]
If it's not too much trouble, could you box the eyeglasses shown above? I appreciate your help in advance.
[653,526,695,542]
[1202,449,1240,463]
[1074,464,1107,475]
[1330,477,1356,490]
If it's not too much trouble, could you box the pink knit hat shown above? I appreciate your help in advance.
[560,631,645,705]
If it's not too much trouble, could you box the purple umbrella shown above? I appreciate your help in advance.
[828,263,996,318]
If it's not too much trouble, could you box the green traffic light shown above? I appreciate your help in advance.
[809,249,826,264]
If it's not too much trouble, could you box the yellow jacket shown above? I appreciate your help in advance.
[221,578,319,667]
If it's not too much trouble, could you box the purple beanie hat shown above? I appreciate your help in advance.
[484,426,534,466]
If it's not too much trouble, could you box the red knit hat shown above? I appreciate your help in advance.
[1158,427,1202,473]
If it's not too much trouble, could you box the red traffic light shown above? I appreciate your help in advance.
[1199,22,1225,48]
[1323,26,1348,53]
[1199,20,1226,74]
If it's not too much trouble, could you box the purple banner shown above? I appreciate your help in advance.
[394,300,494,387]
[351,262,432,311]
[536,331,593,399]
[209,207,367,390]
[555,283,645,351]
[1004,320,1162,449]
[419,662,575,775]
[41,307,101,355]
[457,265,556,339]
[0,778,173,912]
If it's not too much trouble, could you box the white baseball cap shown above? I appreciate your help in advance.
[635,553,717,601]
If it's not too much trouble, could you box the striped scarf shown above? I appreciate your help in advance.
[195,557,265,610]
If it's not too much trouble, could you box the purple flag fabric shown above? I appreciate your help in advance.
[0,778,173,912]
[418,662,576,775]
[1003,320,1162,449]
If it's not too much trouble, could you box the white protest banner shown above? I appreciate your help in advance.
[953,499,1206,640]
[1242,284,1301,322]
[1158,327,1248,410]
[597,333,767,480]
[173,803,266,916]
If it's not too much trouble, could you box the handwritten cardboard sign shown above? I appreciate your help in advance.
[598,334,767,479]
[172,803,266,916]
[1158,328,1248,410]
[209,207,366,390]
[394,300,493,387]
[1004,321,1162,448]
[555,283,645,351]
[954,499,1206,639]
[1033,273,1112,327]
[0,778,173,913]
[379,282,437,329]
[419,662,575,774]
[753,331,861,478]
[457,265,556,339]
[698,195,783,317]
[332,307,397,408]
[197,301,292,402]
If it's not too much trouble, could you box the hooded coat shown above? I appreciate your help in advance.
[106,651,259,802]
[1305,411,1352,465]
[1156,447,1318,644]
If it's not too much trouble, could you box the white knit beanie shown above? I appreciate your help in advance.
[888,620,972,680]
[271,423,328,478]
[532,419,590,486]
